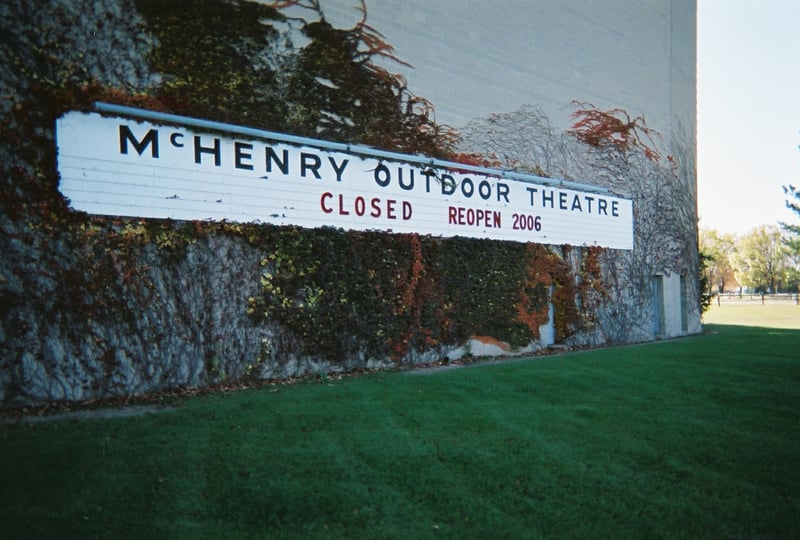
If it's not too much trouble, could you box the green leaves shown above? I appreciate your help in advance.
[135,0,286,127]
[134,0,455,157]
[249,227,599,361]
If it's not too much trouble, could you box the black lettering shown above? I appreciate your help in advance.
[235,141,253,170]
[571,194,582,211]
[584,196,595,213]
[169,132,184,148]
[612,200,619,217]
[527,187,538,205]
[194,135,221,166]
[422,169,437,192]
[542,189,555,208]
[598,199,608,215]
[328,156,349,182]
[478,180,492,200]
[266,147,289,174]
[461,177,474,198]
[119,125,159,158]
[559,192,568,210]
[300,152,322,179]
[398,168,414,191]
[374,163,391,187]
[497,182,510,203]
[441,174,456,195]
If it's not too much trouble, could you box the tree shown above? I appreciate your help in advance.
[730,225,788,293]
[699,228,736,294]
[781,184,800,254]
[781,184,800,291]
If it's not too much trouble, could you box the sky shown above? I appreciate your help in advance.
[697,0,800,235]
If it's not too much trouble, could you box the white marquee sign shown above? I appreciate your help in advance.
[56,110,633,249]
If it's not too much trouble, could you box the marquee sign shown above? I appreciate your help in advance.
[56,109,633,249]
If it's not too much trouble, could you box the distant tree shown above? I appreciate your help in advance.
[698,250,713,313]
[699,229,736,294]
[730,225,788,293]
[781,184,800,254]
[781,183,800,291]
[780,254,800,293]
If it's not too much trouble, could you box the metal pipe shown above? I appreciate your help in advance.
[94,101,611,195]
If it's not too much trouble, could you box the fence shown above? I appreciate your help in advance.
[715,292,800,305]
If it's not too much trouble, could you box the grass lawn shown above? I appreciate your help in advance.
[703,299,799,329]
[1,312,799,538]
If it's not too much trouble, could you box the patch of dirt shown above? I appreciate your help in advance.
[0,404,174,425]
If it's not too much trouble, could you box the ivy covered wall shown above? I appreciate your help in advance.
[0,0,699,406]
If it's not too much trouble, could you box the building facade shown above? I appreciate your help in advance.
[0,0,699,404]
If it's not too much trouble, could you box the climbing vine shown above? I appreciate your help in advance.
[569,100,662,161]
[1,0,616,404]
[246,227,602,361]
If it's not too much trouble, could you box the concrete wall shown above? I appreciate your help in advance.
[318,0,699,342]
[318,0,696,141]
[0,0,700,405]
[658,272,702,338]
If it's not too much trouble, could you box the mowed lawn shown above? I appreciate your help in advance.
[1,307,798,539]
[704,298,800,329]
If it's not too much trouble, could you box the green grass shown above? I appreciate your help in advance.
[2,320,799,538]
[704,300,800,329]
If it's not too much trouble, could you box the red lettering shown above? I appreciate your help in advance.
[337,194,350,215]
[320,192,333,213]
[322,192,413,221]
[448,205,502,228]
[403,201,413,220]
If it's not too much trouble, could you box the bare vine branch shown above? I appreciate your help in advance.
[569,100,662,161]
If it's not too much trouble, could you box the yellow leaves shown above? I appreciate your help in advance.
[120,221,150,243]
[245,296,257,317]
